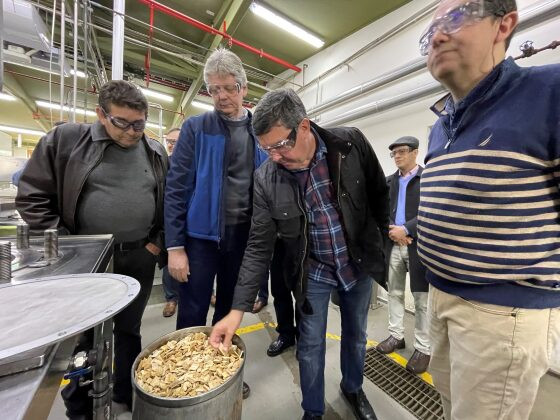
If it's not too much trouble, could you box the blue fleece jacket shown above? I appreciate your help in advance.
[164,110,267,247]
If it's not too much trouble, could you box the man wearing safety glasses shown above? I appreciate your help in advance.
[16,80,168,414]
[416,1,560,419]
[210,88,389,420]
[165,48,268,399]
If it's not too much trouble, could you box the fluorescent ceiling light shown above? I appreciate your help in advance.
[0,92,17,101]
[192,100,214,111]
[250,2,324,48]
[146,122,167,130]
[7,61,62,77]
[140,88,174,103]
[6,62,86,78]
[0,124,45,136]
[36,100,97,117]
[70,69,87,78]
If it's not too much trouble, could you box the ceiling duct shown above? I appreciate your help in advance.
[2,0,51,51]
[1,0,69,75]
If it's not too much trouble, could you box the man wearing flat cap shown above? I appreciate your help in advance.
[377,136,430,374]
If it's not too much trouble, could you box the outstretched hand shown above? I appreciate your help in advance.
[209,310,244,350]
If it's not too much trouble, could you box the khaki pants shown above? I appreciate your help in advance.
[388,244,430,354]
[428,285,560,420]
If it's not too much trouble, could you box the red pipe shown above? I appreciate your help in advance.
[137,0,301,72]
[145,4,154,87]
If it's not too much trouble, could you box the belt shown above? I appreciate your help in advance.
[114,238,148,252]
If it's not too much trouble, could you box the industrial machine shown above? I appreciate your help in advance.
[0,224,139,420]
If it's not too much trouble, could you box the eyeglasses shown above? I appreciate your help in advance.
[166,139,177,146]
[206,83,241,96]
[102,108,146,132]
[390,147,413,158]
[419,1,504,56]
[257,128,297,155]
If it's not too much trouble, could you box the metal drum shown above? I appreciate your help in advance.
[132,326,246,420]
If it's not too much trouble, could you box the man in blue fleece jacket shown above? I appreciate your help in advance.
[164,48,267,399]
[417,1,560,419]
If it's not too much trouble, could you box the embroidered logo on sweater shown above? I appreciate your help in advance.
[478,134,493,147]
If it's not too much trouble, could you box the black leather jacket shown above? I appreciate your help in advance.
[16,121,168,250]
[231,122,389,314]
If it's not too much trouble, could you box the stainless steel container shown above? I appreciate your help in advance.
[132,326,245,420]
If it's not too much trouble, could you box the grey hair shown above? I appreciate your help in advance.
[252,89,307,136]
[203,47,247,87]
[166,127,181,136]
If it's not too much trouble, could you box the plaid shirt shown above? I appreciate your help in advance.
[293,134,361,291]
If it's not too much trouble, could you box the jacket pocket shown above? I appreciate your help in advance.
[271,204,302,239]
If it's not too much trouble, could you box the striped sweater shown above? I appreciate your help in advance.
[417,57,560,309]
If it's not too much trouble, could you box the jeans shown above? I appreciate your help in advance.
[176,223,250,329]
[298,276,372,416]
[388,244,430,354]
[162,266,178,302]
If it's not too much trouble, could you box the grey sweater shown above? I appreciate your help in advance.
[77,141,156,243]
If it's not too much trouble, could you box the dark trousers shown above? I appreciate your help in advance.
[257,274,269,303]
[162,266,178,302]
[176,223,250,329]
[62,246,156,415]
[270,242,299,339]
[112,247,157,406]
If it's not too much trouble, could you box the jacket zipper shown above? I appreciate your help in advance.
[444,95,486,151]
[295,185,308,296]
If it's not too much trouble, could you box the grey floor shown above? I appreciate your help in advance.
[47,280,560,420]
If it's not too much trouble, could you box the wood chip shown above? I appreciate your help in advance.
[135,332,243,398]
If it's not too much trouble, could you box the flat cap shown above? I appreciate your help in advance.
[388,136,419,150]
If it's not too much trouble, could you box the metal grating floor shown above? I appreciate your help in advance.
[363,347,444,420]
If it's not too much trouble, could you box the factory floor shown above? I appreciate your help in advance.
[47,275,560,420]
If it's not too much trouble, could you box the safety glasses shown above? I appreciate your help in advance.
[419,1,503,56]
[206,83,241,96]
[257,128,297,155]
[102,108,146,132]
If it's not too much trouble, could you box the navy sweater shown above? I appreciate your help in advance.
[418,57,560,309]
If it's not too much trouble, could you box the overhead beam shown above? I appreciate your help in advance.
[172,0,252,127]
[94,37,200,80]
[3,72,49,133]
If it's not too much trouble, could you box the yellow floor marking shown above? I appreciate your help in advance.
[326,332,433,385]
[60,322,432,388]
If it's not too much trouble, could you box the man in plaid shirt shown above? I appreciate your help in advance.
[211,89,389,420]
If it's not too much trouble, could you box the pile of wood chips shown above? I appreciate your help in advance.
[135,332,243,398]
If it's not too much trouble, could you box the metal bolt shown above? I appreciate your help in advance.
[0,241,12,284]
[16,223,30,249]
[44,229,59,260]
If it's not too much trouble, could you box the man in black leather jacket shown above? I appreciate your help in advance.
[211,88,388,420]
[16,80,167,416]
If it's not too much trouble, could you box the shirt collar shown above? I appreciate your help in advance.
[312,127,327,161]
[219,107,248,122]
[399,165,419,178]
